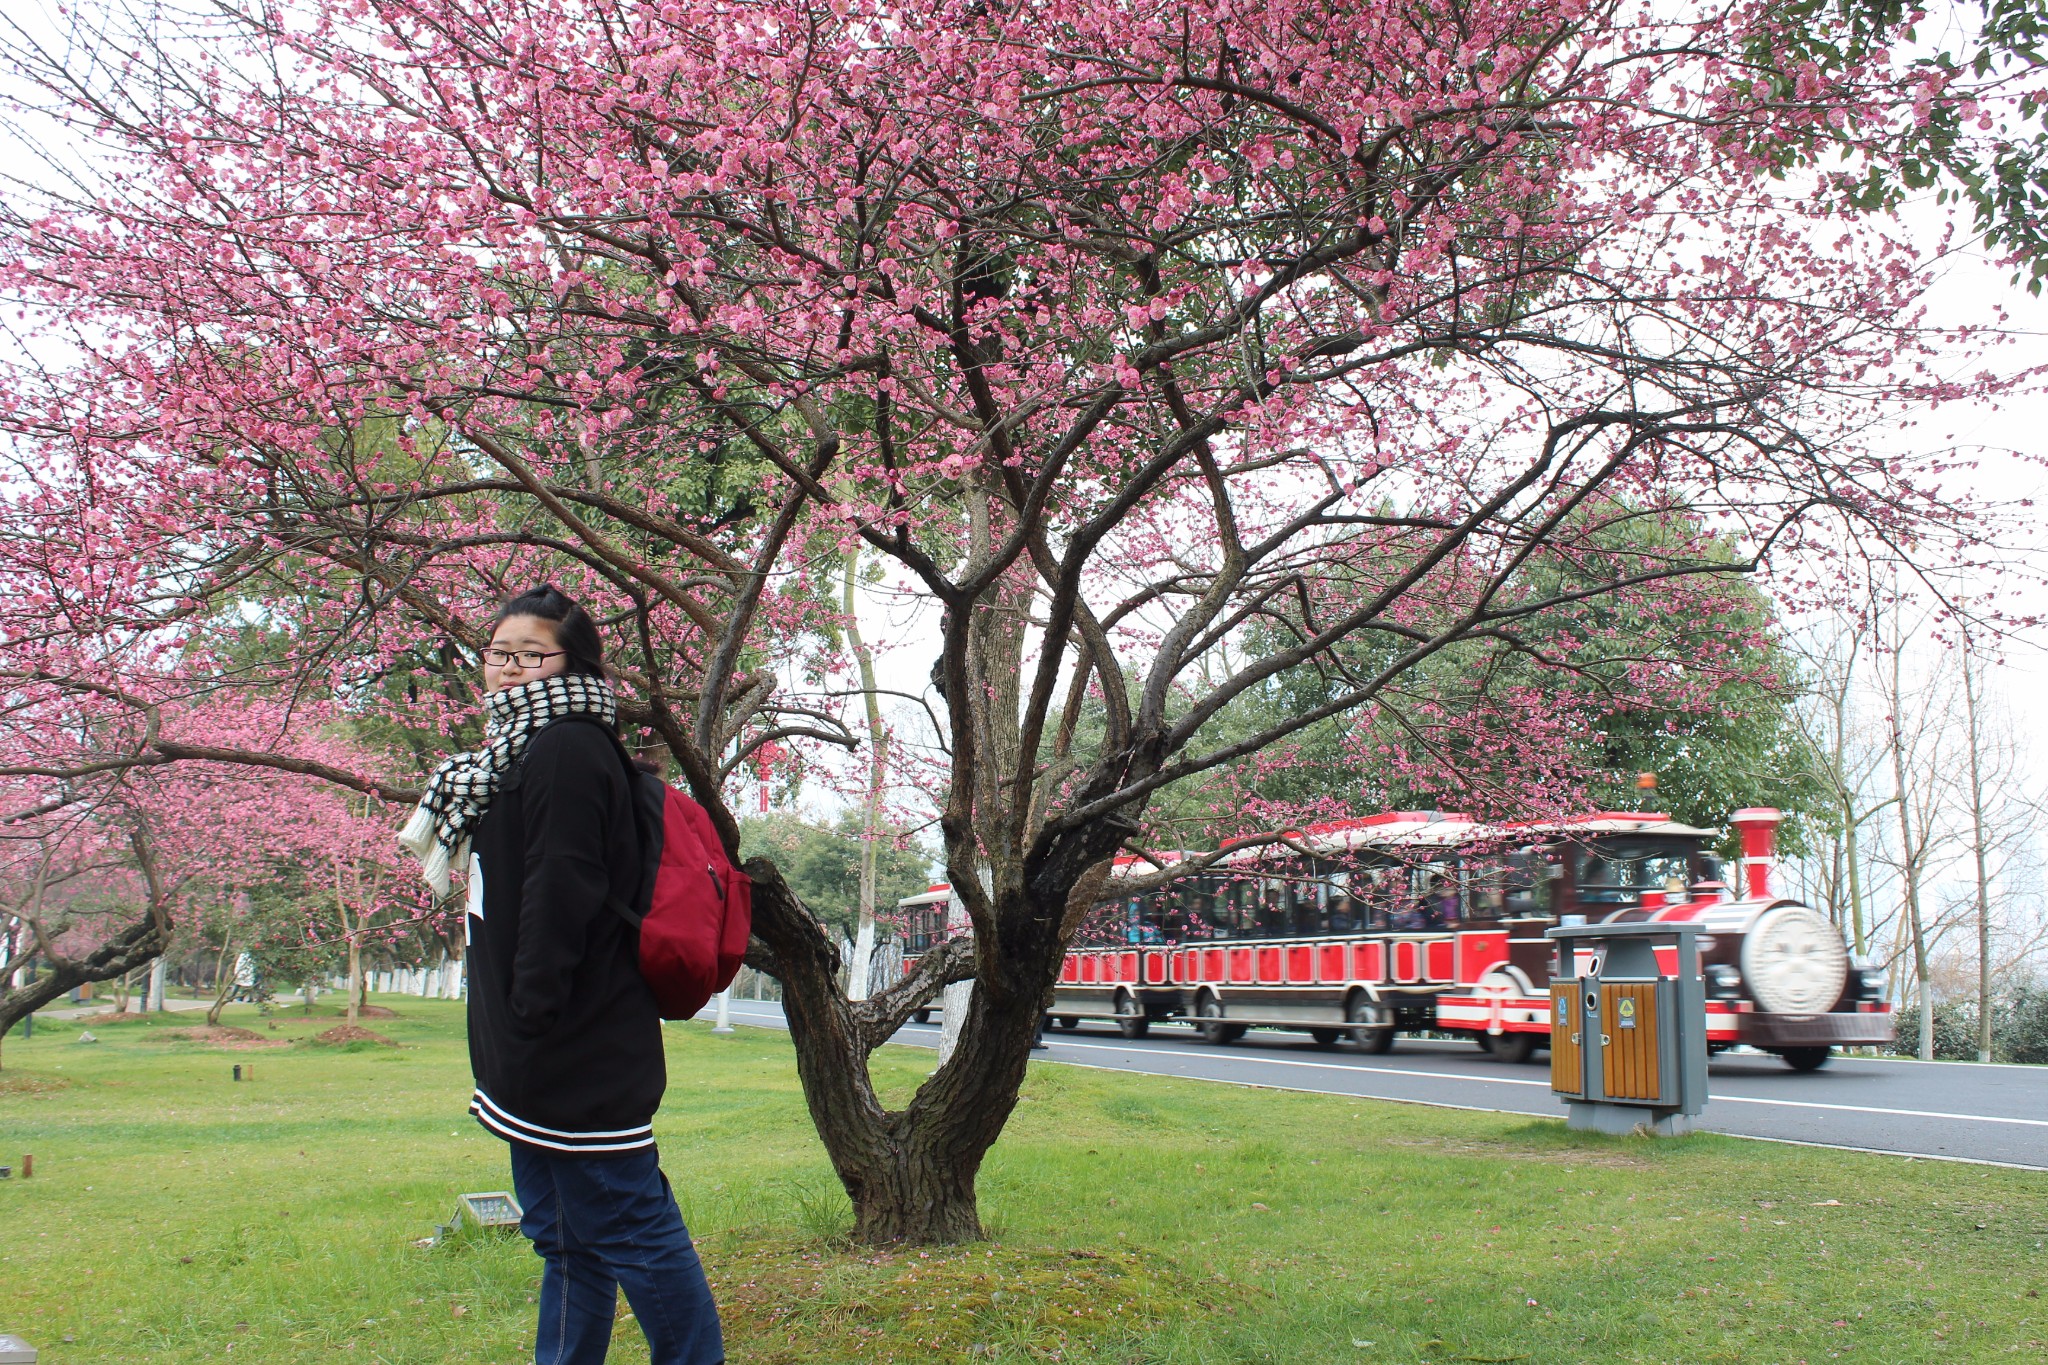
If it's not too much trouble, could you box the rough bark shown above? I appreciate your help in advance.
[744,855,1089,1243]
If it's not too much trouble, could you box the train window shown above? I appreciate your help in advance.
[1413,863,1459,928]
[1131,893,1168,943]
[1576,841,1699,904]
[1175,880,1222,940]
[1217,876,1252,938]
[1463,859,1507,920]
[1495,850,1550,916]
[1256,879,1289,937]
[1291,876,1323,937]
[1356,864,1404,931]
[1326,869,1359,934]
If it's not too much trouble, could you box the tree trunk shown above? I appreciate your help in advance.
[0,915,168,1066]
[1889,656,1933,1062]
[347,937,362,1028]
[1961,639,1993,1064]
[204,934,236,1025]
[841,546,889,1003]
[1845,802,1867,956]
[746,855,1072,1243]
[146,956,167,1013]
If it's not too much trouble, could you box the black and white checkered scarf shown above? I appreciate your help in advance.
[397,672,618,896]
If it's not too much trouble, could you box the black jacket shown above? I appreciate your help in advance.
[464,718,663,1154]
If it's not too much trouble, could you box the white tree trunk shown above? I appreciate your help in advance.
[847,920,877,1001]
[145,956,166,1013]
[935,980,974,1069]
[935,885,976,1069]
[840,546,890,1002]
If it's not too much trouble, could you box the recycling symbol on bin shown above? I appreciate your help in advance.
[1617,996,1637,1029]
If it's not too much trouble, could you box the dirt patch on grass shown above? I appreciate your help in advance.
[356,1005,400,1018]
[0,1071,72,1095]
[167,1026,286,1050]
[309,1025,397,1046]
[713,1233,1243,1364]
[79,1010,155,1025]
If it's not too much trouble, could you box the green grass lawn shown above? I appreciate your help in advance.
[1,999,2043,1364]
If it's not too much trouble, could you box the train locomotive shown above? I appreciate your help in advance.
[897,805,1893,1069]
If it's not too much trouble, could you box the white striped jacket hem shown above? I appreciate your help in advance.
[470,1087,656,1154]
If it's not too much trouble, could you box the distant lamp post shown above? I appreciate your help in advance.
[712,987,734,1035]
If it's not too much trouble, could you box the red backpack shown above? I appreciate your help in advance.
[538,719,753,1019]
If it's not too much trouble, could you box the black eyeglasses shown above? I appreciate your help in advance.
[481,648,567,669]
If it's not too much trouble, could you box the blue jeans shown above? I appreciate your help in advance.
[509,1143,724,1365]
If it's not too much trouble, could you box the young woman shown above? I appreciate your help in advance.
[399,585,724,1365]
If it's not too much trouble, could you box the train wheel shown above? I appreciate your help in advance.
[1195,994,1234,1046]
[1057,1015,1080,1031]
[1780,1046,1831,1072]
[1114,991,1150,1040]
[1309,1028,1342,1048]
[1347,995,1395,1054]
[1485,1032,1539,1065]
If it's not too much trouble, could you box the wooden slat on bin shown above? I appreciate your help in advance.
[1600,983,1661,1101]
[1549,983,1583,1097]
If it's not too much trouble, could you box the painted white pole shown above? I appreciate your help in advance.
[711,987,734,1034]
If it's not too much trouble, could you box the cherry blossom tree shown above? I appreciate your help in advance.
[0,682,422,1048]
[0,0,2026,1238]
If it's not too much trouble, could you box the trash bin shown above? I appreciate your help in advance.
[1546,920,1708,1136]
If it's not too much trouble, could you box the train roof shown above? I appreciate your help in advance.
[1514,813,1721,839]
[1108,852,1200,881]
[898,813,1725,904]
[1217,809,1721,863]
[1218,812,1481,861]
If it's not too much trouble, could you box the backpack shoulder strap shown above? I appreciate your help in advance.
[519,715,659,928]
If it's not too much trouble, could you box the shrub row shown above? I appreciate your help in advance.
[1886,988,2048,1064]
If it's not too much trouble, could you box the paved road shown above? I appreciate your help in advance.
[697,1000,2048,1170]
[38,997,215,1021]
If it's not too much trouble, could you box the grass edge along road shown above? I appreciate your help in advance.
[1,1001,2043,1364]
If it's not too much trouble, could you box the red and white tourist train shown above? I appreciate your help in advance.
[896,806,1893,1070]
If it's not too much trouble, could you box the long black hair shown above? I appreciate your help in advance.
[494,584,606,678]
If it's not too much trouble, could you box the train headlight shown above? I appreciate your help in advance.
[1740,905,1849,1014]
[1706,964,1743,998]
[1853,965,1888,1003]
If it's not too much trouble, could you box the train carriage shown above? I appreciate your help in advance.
[895,803,1893,1069]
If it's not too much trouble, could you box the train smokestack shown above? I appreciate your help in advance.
[1729,808,1782,899]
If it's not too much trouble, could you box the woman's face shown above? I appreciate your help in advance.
[483,614,572,694]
